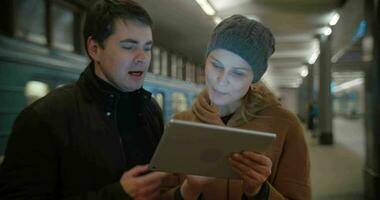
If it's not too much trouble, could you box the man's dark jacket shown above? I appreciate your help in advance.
[0,64,164,199]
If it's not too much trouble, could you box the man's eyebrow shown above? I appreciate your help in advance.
[120,39,153,46]
[120,39,138,44]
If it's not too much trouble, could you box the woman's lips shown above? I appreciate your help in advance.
[213,88,228,95]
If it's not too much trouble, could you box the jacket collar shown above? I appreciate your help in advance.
[192,81,280,127]
[77,62,152,105]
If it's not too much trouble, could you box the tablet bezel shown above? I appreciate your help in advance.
[149,119,276,179]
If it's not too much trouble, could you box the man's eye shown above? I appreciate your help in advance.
[122,46,134,50]
[144,47,152,52]
[121,43,137,50]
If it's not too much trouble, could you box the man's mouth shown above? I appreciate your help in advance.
[128,71,144,77]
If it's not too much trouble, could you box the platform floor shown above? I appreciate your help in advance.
[307,116,365,200]
[0,116,368,199]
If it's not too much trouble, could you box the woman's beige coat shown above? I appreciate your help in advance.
[172,82,311,200]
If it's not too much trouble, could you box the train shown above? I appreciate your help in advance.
[0,33,204,157]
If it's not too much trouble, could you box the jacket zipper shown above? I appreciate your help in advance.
[112,96,127,167]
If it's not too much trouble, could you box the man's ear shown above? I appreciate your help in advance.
[86,36,101,61]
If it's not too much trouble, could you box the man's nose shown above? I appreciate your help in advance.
[134,48,146,64]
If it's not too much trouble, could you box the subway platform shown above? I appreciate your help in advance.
[307,116,365,200]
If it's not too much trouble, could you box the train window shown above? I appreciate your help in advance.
[172,92,187,115]
[177,57,183,80]
[185,62,190,82]
[196,66,205,84]
[186,62,195,82]
[52,4,75,52]
[171,54,177,79]
[153,93,165,110]
[161,50,168,76]
[15,0,47,45]
[25,81,50,105]
[191,64,196,82]
[152,46,161,75]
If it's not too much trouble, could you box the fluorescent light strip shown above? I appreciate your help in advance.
[329,13,340,26]
[300,67,309,77]
[213,16,222,24]
[308,50,320,64]
[323,26,332,36]
[332,78,364,93]
[195,0,216,16]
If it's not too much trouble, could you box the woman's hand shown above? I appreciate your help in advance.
[228,151,272,197]
[181,175,215,200]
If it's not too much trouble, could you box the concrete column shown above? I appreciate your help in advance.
[318,34,334,145]
[305,63,316,131]
[364,0,380,199]
[296,79,307,122]
[307,63,315,104]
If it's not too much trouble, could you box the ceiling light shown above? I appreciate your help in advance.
[195,0,216,16]
[246,15,260,22]
[300,67,309,77]
[213,16,222,25]
[323,26,332,36]
[332,78,364,93]
[308,50,320,64]
[329,13,340,26]
[25,81,49,98]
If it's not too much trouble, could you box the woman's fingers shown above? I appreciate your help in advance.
[228,152,272,180]
[228,152,272,197]
[230,153,271,171]
[229,157,266,181]
[241,151,272,167]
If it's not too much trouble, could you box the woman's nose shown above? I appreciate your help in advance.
[217,71,228,86]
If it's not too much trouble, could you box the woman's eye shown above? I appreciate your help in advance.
[232,71,245,77]
[212,62,223,69]
[144,47,152,52]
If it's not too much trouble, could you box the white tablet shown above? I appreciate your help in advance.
[149,119,276,179]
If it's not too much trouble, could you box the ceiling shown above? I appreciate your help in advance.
[135,0,352,90]
[77,0,371,91]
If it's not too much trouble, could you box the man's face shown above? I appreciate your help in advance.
[205,49,254,106]
[90,19,153,92]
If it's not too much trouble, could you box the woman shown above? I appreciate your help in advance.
[169,15,311,200]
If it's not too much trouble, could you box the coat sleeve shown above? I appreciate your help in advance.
[267,117,312,200]
[0,107,132,200]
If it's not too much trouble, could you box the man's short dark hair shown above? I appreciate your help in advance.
[83,0,153,54]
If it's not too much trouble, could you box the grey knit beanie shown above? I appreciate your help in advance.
[206,15,275,83]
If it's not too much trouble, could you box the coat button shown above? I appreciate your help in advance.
[106,112,111,116]
[109,94,114,98]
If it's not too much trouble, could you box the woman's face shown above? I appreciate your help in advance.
[205,49,254,106]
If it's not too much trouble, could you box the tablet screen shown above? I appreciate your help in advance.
[149,119,276,179]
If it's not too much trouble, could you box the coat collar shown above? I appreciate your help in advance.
[77,62,152,105]
[192,82,280,127]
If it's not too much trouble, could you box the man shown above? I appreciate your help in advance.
[0,0,172,199]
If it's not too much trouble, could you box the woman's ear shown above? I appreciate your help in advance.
[86,36,101,61]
